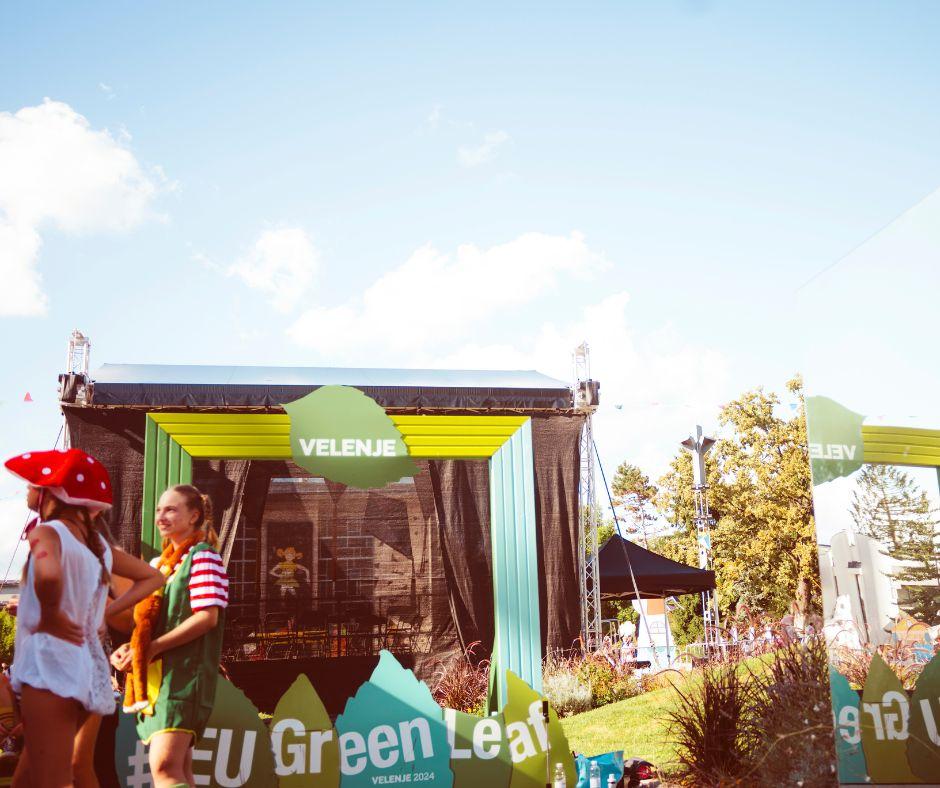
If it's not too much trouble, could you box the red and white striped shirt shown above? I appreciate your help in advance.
[188,549,229,611]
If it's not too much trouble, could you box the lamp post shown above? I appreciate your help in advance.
[680,425,721,651]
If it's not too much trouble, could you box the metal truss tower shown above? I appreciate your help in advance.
[681,425,721,648]
[574,343,602,651]
[66,329,91,378]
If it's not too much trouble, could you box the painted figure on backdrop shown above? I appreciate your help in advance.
[3,449,163,788]
[111,484,229,788]
[269,545,310,599]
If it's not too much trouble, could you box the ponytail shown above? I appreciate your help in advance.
[166,485,219,549]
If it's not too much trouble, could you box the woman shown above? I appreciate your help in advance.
[3,449,164,787]
[111,485,229,788]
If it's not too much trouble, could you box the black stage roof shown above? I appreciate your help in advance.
[598,534,716,598]
[81,363,574,411]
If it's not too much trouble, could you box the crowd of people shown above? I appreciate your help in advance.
[0,447,230,787]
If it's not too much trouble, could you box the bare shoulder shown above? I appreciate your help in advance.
[28,524,62,545]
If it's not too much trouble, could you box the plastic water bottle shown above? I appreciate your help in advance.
[607,775,617,787]
[553,762,567,788]
[589,761,601,788]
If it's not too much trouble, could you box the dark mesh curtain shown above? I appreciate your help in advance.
[192,460,252,565]
[424,416,585,660]
[532,415,584,655]
[64,407,146,554]
[426,460,493,661]
[65,406,584,682]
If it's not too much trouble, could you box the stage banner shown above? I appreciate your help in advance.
[283,386,419,488]
[113,650,576,787]
[799,191,940,784]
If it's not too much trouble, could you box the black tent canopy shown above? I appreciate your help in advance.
[598,535,716,598]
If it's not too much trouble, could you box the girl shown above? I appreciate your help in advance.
[4,449,164,787]
[111,485,229,788]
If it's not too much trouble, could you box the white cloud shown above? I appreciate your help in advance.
[286,229,729,477]
[287,231,607,354]
[0,222,45,316]
[416,291,730,479]
[458,130,510,168]
[228,227,319,313]
[98,82,115,100]
[0,99,163,316]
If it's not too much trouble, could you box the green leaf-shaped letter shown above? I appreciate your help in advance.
[503,671,575,788]
[335,650,453,787]
[271,674,340,787]
[829,667,869,783]
[861,654,921,784]
[908,653,940,781]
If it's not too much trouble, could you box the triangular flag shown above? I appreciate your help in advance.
[23,393,32,402]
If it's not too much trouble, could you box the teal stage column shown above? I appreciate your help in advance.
[488,418,542,709]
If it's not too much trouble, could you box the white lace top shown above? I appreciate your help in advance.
[11,520,115,715]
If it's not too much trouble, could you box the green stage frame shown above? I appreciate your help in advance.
[140,411,542,706]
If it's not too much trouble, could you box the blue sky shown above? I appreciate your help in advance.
[1,1,939,565]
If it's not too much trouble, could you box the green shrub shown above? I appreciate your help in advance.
[432,642,489,716]
[543,670,592,717]
[0,611,14,664]
[666,662,754,785]
[576,656,641,707]
[746,639,837,787]
[640,669,682,694]
[663,643,838,787]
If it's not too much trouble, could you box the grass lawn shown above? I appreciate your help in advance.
[559,682,682,769]
[559,657,772,773]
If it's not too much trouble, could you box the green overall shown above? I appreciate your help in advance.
[136,542,225,745]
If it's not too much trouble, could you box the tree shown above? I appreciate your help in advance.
[851,464,940,625]
[652,376,819,627]
[611,462,658,547]
[0,610,15,664]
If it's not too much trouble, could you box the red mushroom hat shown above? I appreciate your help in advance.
[4,448,112,511]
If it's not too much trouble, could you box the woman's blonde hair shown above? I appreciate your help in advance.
[161,484,219,550]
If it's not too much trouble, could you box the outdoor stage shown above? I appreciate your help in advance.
[62,363,588,709]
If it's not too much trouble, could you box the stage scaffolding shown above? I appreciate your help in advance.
[574,343,602,651]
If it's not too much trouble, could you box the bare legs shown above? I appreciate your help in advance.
[148,730,195,788]
[13,685,82,787]
[73,713,101,788]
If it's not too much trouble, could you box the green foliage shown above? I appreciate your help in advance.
[851,464,940,625]
[665,642,838,787]
[652,376,819,622]
[560,680,681,765]
[431,642,489,716]
[667,594,705,649]
[649,534,703,647]
[666,662,754,785]
[575,657,642,707]
[0,610,14,663]
[600,597,639,624]
[542,670,593,718]
[611,462,658,547]
[596,520,616,548]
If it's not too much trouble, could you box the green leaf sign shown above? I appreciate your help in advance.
[804,396,865,485]
[114,677,277,787]
[283,386,419,488]
[908,654,940,781]
[271,674,340,787]
[114,651,575,788]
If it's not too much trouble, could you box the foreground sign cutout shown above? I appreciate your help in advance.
[115,651,575,787]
